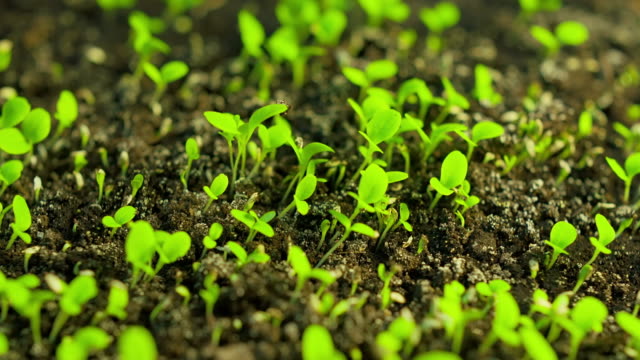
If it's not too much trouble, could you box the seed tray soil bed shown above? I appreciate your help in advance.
[1,0,640,359]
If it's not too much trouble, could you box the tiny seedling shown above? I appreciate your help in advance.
[0,97,51,155]
[119,151,130,177]
[453,180,480,227]
[435,77,470,124]
[0,39,12,72]
[558,296,608,360]
[311,9,347,46]
[519,320,558,360]
[616,311,640,357]
[102,206,137,237]
[420,2,460,53]
[429,151,468,210]
[0,159,23,196]
[128,173,144,203]
[279,174,318,218]
[203,173,229,211]
[605,152,640,203]
[95,169,106,203]
[201,222,223,258]
[118,326,157,360]
[376,314,420,359]
[433,281,483,353]
[46,272,99,341]
[7,195,31,249]
[180,137,200,189]
[342,60,398,99]
[199,273,220,321]
[1,273,54,344]
[56,326,111,360]
[283,140,334,203]
[377,202,413,250]
[473,64,502,107]
[93,280,128,324]
[585,214,616,267]
[288,245,336,296]
[231,209,276,243]
[238,10,265,58]
[544,220,577,269]
[266,26,325,88]
[397,78,445,120]
[54,90,78,136]
[301,324,345,360]
[519,0,562,19]
[143,60,189,99]
[225,241,271,269]
[530,21,589,56]
[479,292,521,353]
[378,263,399,310]
[464,121,505,160]
[358,0,409,27]
[353,108,402,180]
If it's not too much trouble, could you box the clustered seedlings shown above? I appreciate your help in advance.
[530,20,589,56]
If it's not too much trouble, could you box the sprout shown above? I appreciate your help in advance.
[429,151,468,211]
[6,195,31,249]
[56,326,111,360]
[342,60,398,99]
[434,77,470,124]
[0,97,51,155]
[519,321,558,360]
[479,292,521,353]
[118,326,157,360]
[283,140,334,203]
[376,202,413,250]
[530,21,589,56]
[301,324,345,360]
[129,12,170,78]
[464,121,505,160]
[358,0,409,27]
[311,9,347,46]
[434,281,483,353]
[0,332,7,355]
[0,39,12,72]
[544,220,578,269]
[376,314,420,359]
[46,272,99,341]
[0,159,23,196]
[560,297,608,360]
[606,152,640,203]
[616,311,640,357]
[353,108,402,180]
[279,174,318,218]
[518,0,562,19]
[230,209,276,243]
[54,90,78,136]
[420,2,461,52]
[102,206,137,237]
[143,60,189,100]
[203,173,228,211]
[266,26,324,88]
[397,78,444,120]
[95,169,105,203]
[238,10,265,58]
[585,214,616,267]
[473,64,502,107]
[180,137,200,190]
[378,263,399,310]
[199,273,220,321]
[93,280,129,324]
[128,173,144,204]
[288,245,336,296]
[226,241,270,269]
[201,222,223,258]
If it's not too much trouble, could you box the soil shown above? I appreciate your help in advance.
[1,0,640,359]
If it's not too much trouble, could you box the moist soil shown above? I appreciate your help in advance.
[1,0,640,359]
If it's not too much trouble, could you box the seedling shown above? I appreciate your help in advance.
[118,326,157,360]
[97,0,136,11]
[180,137,200,189]
[558,296,607,360]
[6,195,31,249]
[201,222,223,258]
[288,245,336,296]
[584,214,616,266]
[358,0,409,27]
[479,292,521,353]
[199,273,220,321]
[56,326,111,360]
[376,313,420,359]
[0,39,12,72]
[311,9,347,46]
[519,320,558,360]
[0,159,23,196]
[376,202,413,250]
[279,174,318,218]
[203,173,229,211]
[352,108,402,182]
[282,140,334,203]
[249,120,292,178]
[95,169,105,203]
[544,220,577,269]
[429,151,468,210]
[530,21,589,56]
[102,206,137,236]
[143,60,189,99]
[435,77,470,124]
[420,2,460,53]
[129,12,169,78]
[342,60,398,99]
[231,209,276,243]
[519,0,562,19]
[225,241,270,269]
[93,280,128,324]
[616,311,640,357]
[54,90,78,136]
[0,332,7,355]
[378,263,399,310]
[301,324,345,360]
[46,272,99,341]
[266,26,325,88]
[237,10,273,100]
[464,121,505,160]
[397,78,444,120]
[606,152,640,203]
[0,97,51,155]
[473,64,502,107]
[433,281,483,353]
[128,173,144,204]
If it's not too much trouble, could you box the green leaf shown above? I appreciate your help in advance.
[430,177,453,196]
[12,195,31,232]
[616,312,640,339]
[226,241,248,263]
[439,150,467,189]
[351,223,377,237]
[142,62,163,85]
[312,9,347,45]
[397,78,433,109]
[530,25,559,53]
[0,96,30,128]
[571,296,607,333]
[342,67,368,88]
[594,214,615,247]
[55,90,78,129]
[442,78,470,109]
[118,326,157,360]
[125,221,157,267]
[606,157,628,181]
[61,275,98,315]
[624,152,640,178]
[519,326,558,360]
[288,245,311,277]
[266,27,299,63]
[329,210,350,229]
[472,121,504,143]
[358,164,388,205]
[102,216,120,228]
[185,138,200,160]
[204,112,239,135]
[0,159,23,185]
[295,199,310,215]
[114,206,137,225]
[366,108,401,144]
[231,209,255,229]
[74,326,112,351]
[549,221,577,249]
[209,174,229,197]
[157,231,191,263]
[248,104,288,129]
[555,21,589,46]
[300,142,334,169]
[365,60,398,83]
[238,10,265,57]
[386,171,408,183]
[21,108,51,144]
[414,351,462,360]
[160,61,189,84]
[420,2,460,33]
[302,325,344,360]
[253,219,274,237]
[295,174,317,201]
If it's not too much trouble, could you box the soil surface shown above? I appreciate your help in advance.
[1,0,640,359]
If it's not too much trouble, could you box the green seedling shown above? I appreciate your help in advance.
[433,281,483,353]
[429,151,468,211]
[54,90,78,136]
[231,209,276,243]
[397,78,444,120]
[464,121,505,160]
[0,97,51,155]
[6,195,31,249]
[628,104,640,120]
[530,21,589,56]
[519,0,562,19]
[577,109,593,140]
[473,64,502,107]
[311,9,347,46]
[343,60,398,99]
[180,137,200,189]
[129,12,170,78]
[249,119,292,178]
[165,0,202,17]
[376,313,420,359]
[475,279,511,312]
[358,0,409,27]
[46,272,99,341]
[420,2,460,52]
[612,122,640,153]
[0,332,7,355]
[0,39,12,72]
[0,159,23,196]
[226,241,270,269]
[434,77,470,124]
[102,206,137,237]
[479,292,521,353]
[118,326,157,360]
[203,173,229,211]
[376,202,413,250]
[56,326,111,360]
[606,152,640,203]
[97,0,136,11]
[267,26,325,88]
[143,60,189,99]
[519,319,558,360]
[378,263,399,310]
[616,311,640,357]
[584,214,616,267]
[353,108,402,180]
[95,169,105,203]
[33,176,42,202]
[175,285,191,306]
[544,220,577,269]
[288,245,336,296]
[529,289,574,343]
[128,173,144,204]
[302,324,346,360]
[558,296,607,360]
[414,351,462,360]
[282,140,334,203]
[280,174,318,218]
[453,180,480,227]
[205,104,288,189]
[238,10,265,58]
[199,273,220,321]
[93,280,128,324]
[201,222,223,258]
[310,292,351,319]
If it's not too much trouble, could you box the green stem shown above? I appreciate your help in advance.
[316,230,351,267]
[48,311,69,341]
[429,193,443,211]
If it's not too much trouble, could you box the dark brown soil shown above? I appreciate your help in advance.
[2,0,640,359]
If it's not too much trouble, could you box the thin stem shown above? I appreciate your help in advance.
[48,311,69,341]
[316,230,351,267]
[429,193,443,211]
